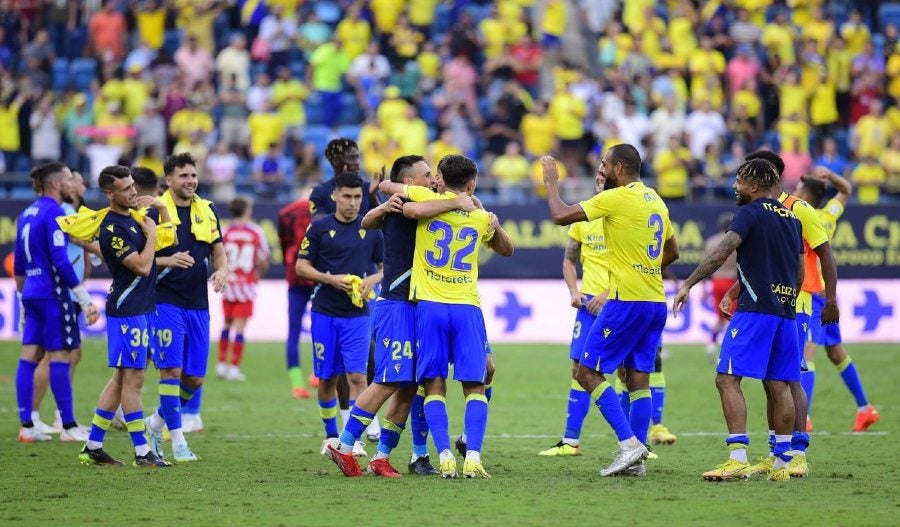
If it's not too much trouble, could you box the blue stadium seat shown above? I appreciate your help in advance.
[289,60,305,80]
[250,62,267,83]
[163,29,182,57]
[305,125,333,156]
[337,93,363,125]
[420,95,438,128]
[305,92,324,125]
[10,186,36,200]
[336,125,361,142]
[879,3,900,30]
[52,58,70,92]
[70,58,97,92]
[833,129,851,159]
[66,27,87,60]
[315,0,342,24]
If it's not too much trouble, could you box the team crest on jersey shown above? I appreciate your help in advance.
[382,337,390,348]
[106,224,115,232]
[359,229,366,239]
[329,230,336,238]
[603,328,611,338]
[121,324,128,334]
[731,328,739,339]
[111,236,125,250]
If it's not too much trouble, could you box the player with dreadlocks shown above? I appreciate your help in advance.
[674,157,805,482]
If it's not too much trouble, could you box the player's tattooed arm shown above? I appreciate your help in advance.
[673,231,742,315]
[562,237,583,308]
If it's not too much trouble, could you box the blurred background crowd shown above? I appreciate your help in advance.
[1,0,899,204]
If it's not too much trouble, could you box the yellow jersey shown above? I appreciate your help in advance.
[777,192,828,314]
[406,186,493,306]
[569,220,608,297]
[578,182,674,302]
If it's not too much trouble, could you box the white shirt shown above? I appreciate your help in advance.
[216,47,251,91]
[649,107,686,150]
[614,111,651,158]
[246,85,273,113]
[684,110,727,159]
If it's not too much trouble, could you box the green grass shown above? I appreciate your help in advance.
[0,341,897,526]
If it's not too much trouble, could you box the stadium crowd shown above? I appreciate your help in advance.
[1,0,900,204]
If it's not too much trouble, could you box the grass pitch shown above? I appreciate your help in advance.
[0,341,896,526]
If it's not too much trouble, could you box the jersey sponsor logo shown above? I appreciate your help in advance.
[111,236,125,250]
[26,268,42,277]
[603,328,611,338]
[631,264,662,275]
[423,268,473,284]
[730,328,739,339]
[53,230,65,247]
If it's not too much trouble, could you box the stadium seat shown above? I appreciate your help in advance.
[66,27,87,60]
[163,30,182,57]
[314,0,342,24]
[833,129,851,159]
[70,58,97,92]
[336,125,361,142]
[337,93,363,125]
[10,186,36,200]
[420,95,439,128]
[289,60,305,80]
[879,3,900,30]
[52,58,70,92]
[250,62,267,83]
[305,92,324,126]
[305,125,333,156]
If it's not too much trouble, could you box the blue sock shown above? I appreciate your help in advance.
[16,359,37,425]
[614,376,631,415]
[183,387,202,414]
[410,389,429,457]
[339,406,374,447]
[773,435,793,463]
[592,382,633,442]
[377,420,405,456]
[629,389,652,444]
[49,362,75,426]
[837,356,868,407]
[791,431,810,454]
[485,384,493,402]
[423,395,450,453]
[563,379,590,441]
[124,411,148,448]
[726,434,750,460]
[649,372,666,425]
[159,378,182,431]
[319,397,338,437]
[768,430,775,454]
[179,383,197,408]
[464,393,489,453]
[89,408,115,444]
[800,364,816,414]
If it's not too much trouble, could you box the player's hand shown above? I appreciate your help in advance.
[370,166,385,194]
[454,193,476,212]
[84,303,100,325]
[487,212,500,232]
[821,300,840,325]
[384,194,404,214]
[330,274,353,292]
[134,195,165,210]
[718,296,734,321]
[209,268,228,293]
[471,195,485,210]
[169,251,195,269]
[812,166,832,182]
[361,274,379,299]
[540,155,560,187]
[586,293,606,316]
[672,286,691,317]
[569,291,585,309]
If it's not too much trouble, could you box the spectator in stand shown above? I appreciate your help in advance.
[248,100,284,158]
[218,73,249,150]
[416,40,440,93]
[29,93,60,163]
[335,3,370,61]
[549,81,587,177]
[427,129,463,170]
[729,9,762,47]
[169,97,214,147]
[173,130,209,176]
[443,50,480,122]
[726,44,760,97]
[89,0,127,61]
[206,140,240,203]
[649,94,685,153]
[253,143,288,199]
[348,42,392,117]
[815,136,850,177]
[175,35,215,91]
[63,93,92,175]
[297,11,332,60]
[881,132,900,200]
[246,71,273,114]
[510,34,543,98]
[132,0,166,51]
[852,156,886,204]
[841,9,871,56]
[295,142,323,192]
[802,7,834,56]
[781,137,813,191]
[491,141,530,204]
[258,5,297,76]
[272,66,309,153]
[653,135,692,201]
[24,29,54,69]
[520,99,555,160]
[852,40,885,79]
[761,9,797,66]
[308,37,350,129]
[615,98,651,160]
[685,99,726,160]
[217,34,251,92]
[388,14,424,68]
[133,101,166,159]
[854,99,890,159]
[175,0,223,53]
[85,135,122,186]
[134,145,165,179]
[394,106,429,156]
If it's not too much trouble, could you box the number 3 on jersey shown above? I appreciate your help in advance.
[647,213,663,259]
[425,220,478,271]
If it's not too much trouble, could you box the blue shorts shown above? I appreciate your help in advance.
[569,295,598,362]
[372,298,417,385]
[22,298,80,351]
[107,314,151,369]
[582,300,666,375]
[152,304,210,377]
[810,293,841,346]
[542,33,562,48]
[311,312,369,379]
[415,300,489,383]
[718,311,800,381]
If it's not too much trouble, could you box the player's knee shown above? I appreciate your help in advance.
[825,345,846,364]
[180,374,203,389]
[714,373,739,393]
[123,368,145,389]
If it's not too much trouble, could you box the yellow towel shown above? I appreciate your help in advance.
[159,189,220,244]
[57,205,176,251]
[345,274,376,308]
